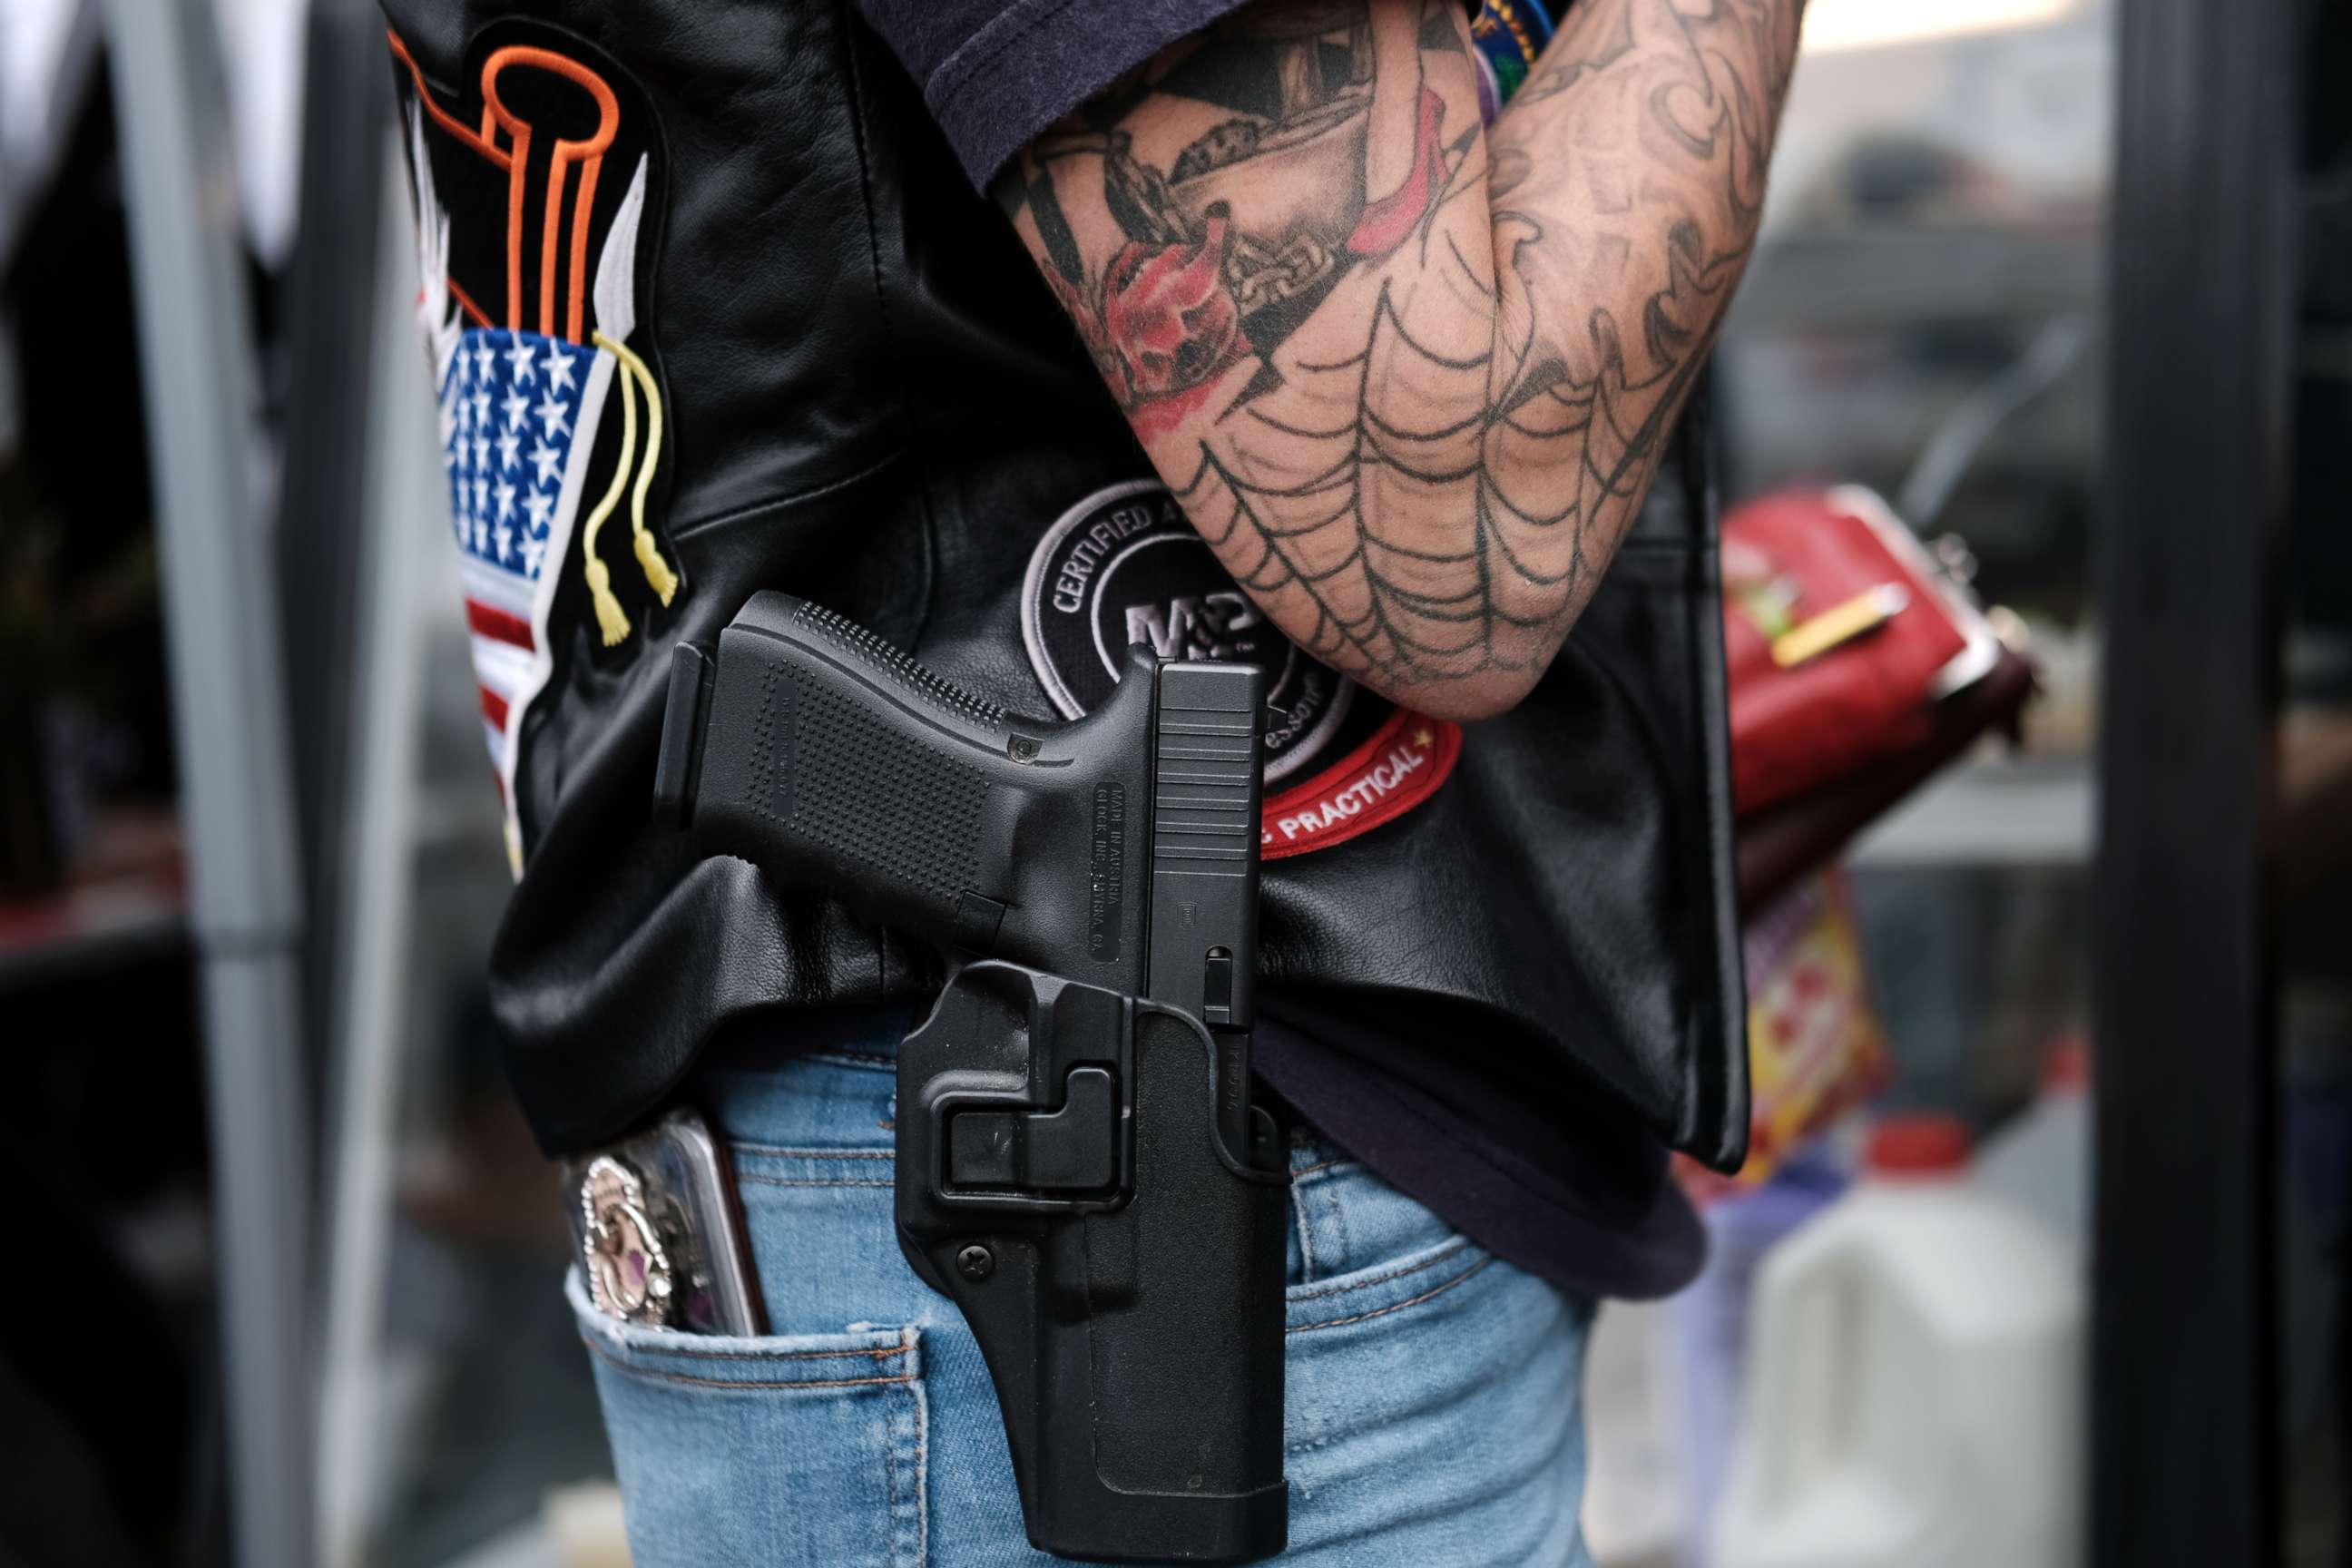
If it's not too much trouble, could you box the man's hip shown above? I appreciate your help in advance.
[571,1039,1598,1567]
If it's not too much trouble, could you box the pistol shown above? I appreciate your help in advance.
[652,591,1289,1565]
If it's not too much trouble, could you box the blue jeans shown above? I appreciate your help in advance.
[571,1039,1597,1566]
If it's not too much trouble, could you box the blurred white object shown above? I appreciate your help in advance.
[544,1482,632,1568]
[1973,1036,2092,1253]
[207,0,309,267]
[0,0,100,265]
[1714,1116,2082,1568]
[1669,1156,1849,1568]
[1583,1301,1686,1564]
[438,1486,629,1568]
[0,0,307,269]
[1801,0,2082,56]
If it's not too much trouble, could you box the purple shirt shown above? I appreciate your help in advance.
[854,0,1259,189]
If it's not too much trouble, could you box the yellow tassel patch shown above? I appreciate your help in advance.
[579,335,642,643]
[598,333,680,606]
[576,332,680,642]
[585,556,632,646]
[633,527,680,604]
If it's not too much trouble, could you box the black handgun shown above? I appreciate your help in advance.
[652,592,1289,1565]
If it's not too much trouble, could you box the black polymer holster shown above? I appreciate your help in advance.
[652,592,1290,1565]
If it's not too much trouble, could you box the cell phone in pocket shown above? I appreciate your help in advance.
[562,1107,766,1336]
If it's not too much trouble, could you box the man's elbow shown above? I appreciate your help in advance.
[1358,645,1560,724]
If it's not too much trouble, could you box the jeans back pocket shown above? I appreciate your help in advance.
[568,1270,926,1568]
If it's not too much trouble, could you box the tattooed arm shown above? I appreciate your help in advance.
[997,0,1804,719]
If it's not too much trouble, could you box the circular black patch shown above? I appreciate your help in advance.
[1022,480,1364,782]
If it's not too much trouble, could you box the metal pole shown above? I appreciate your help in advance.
[317,134,439,1568]
[276,0,392,1097]
[104,4,314,1566]
[2093,0,2294,1560]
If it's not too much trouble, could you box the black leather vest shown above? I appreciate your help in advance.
[381,0,1749,1172]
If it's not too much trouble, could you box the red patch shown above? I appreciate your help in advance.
[1259,708,1462,859]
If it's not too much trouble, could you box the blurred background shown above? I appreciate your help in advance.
[0,0,2342,1565]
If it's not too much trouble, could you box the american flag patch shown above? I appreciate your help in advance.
[439,328,603,772]
[394,24,677,874]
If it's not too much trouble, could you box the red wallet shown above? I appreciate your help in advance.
[1722,486,2002,816]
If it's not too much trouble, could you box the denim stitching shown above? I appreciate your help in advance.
[1288,1175,1318,1281]
[899,1328,929,1568]
[1328,1178,1356,1277]
[579,1335,917,1390]
[1289,1258,1494,1334]
[731,1144,893,1160]
[737,1174,894,1190]
[884,1381,903,1560]
[898,1335,926,1568]
[1285,1238,1475,1303]
[577,1336,908,1366]
[868,1332,921,1568]
[1289,1157,1357,1180]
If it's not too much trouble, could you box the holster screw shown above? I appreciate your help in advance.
[956,1244,996,1280]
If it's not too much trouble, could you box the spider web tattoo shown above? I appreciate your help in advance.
[997,0,1803,699]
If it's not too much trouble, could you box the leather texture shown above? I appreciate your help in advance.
[380,0,1750,1171]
